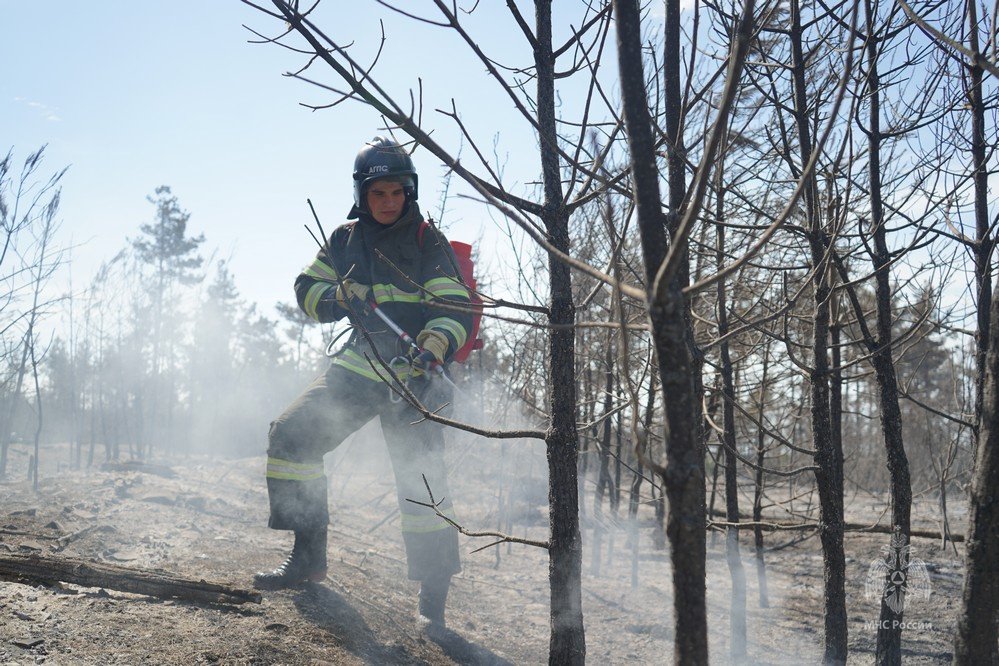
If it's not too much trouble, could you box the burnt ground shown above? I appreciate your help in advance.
[0,436,968,665]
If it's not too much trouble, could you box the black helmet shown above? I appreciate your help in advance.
[351,136,418,213]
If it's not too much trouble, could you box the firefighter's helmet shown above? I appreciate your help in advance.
[352,137,418,213]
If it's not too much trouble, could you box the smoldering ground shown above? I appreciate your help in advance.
[314,367,966,664]
[0,358,969,664]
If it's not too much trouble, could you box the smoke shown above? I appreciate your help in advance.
[7,260,957,664]
[322,363,550,545]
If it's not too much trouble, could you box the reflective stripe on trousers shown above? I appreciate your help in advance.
[400,504,457,534]
[266,457,324,481]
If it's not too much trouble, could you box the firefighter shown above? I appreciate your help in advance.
[254,136,471,629]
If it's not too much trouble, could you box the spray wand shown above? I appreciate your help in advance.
[302,198,458,394]
[364,299,459,392]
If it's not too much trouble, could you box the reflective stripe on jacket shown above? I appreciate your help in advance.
[294,203,472,381]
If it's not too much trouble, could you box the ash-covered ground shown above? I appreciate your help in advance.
[0,434,966,665]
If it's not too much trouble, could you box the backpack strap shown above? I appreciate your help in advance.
[417,218,430,248]
[337,221,356,250]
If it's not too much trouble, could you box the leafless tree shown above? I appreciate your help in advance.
[0,146,67,479]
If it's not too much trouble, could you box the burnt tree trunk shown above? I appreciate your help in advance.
[954,288,999,664]
[535,3,585,663]
[631,364,659,589]
[968,1,994,446]
[753,340,771,609]
[591,332,616,576]
[861,5,913,661]
[708,442,722,549]
[0,553,261,605]
[613,414,623,515]
[614,0,707,662]
[579,361,592,522]
[935,442,959,554]
[652,478,668,550]
[829,299,843,498]
[629,457,643,589]
[790,0,848,659]
[716,164,747,660]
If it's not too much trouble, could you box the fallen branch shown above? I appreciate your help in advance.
[0,529,57,540]
[100,460,177,479]
[0,552,261,605]
[55,525,117,550]
[843,521,964,542]
[706,508,963,542]
[708,518,817,532]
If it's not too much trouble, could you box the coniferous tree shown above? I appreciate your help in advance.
[130,186,205,456]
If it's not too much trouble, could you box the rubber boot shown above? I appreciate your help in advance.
[253,527,328,590]
[417,574,450,629]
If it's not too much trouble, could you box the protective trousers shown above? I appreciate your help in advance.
[265,364,461,582]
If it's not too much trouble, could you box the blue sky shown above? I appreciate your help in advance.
[8,0,981,340]
[3,1,570,319]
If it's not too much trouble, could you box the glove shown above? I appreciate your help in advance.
[410,329,449,375]
[334,279,372,313]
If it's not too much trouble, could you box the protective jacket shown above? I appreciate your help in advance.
[294,202,471,381]
[265,201,466,584]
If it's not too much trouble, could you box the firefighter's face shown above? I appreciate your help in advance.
[366,180,406,225]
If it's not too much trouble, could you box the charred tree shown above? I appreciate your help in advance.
[858,3,913,660]
[614,0,707,661]
[753,339,771,609]
[954,289,999,663]
[631,364,658,589]
[715,156,747,660]
[591,331,616,576]
[0,552,261,605]
[788,0,848,658]
[967,1,994,445]
[534,3,585,662]
[930,40,999,659]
